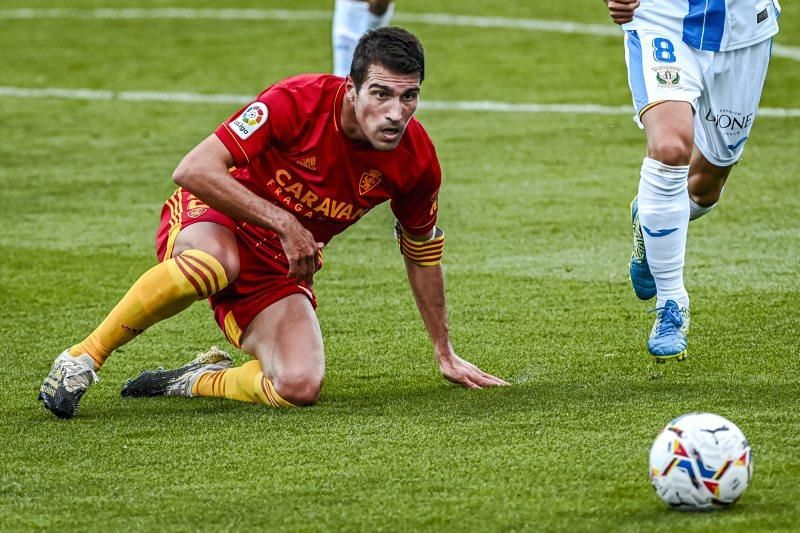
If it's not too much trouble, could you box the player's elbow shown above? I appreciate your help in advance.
[172,156,200,188]
[173,134,233,187]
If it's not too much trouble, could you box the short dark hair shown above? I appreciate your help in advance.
[350,27,425,91]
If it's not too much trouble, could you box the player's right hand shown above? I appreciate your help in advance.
[279,217,324,284]
[438,353,509,389]
[607,0,639,25]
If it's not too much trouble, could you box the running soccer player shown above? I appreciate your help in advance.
[607,0,781,360]
[38,27,507,419]
[333,0,394,76]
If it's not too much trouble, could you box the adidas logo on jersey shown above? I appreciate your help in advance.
[296,156,317,171]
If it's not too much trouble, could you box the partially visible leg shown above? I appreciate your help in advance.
[626,102,694,360]
[191,294,325,407]
[367,0,393,16]
[639,101,694,310]
[687,146,733,220]
[622,30,718,359]
[332,0,394,76]
[688,36,771,220]
[40,190,238,419]
[69,222,237,369]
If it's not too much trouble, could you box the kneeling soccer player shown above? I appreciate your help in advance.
[38,27,508,419]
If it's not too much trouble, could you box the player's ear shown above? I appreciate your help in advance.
[345,77,357,100]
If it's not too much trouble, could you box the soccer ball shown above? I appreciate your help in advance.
[649,413,752,510]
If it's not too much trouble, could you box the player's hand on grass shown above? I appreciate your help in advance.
[437,352,509,389]
[607,0,639,25]
[278,216,324,284]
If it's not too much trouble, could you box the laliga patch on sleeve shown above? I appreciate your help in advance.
[229,102,268,140]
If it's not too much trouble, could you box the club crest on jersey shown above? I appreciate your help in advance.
[358,169,382,195]
[187,196,209,218]
[229,102,268,140]
[653,66,681,87]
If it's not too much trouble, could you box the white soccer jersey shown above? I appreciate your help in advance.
[622,0,781,52]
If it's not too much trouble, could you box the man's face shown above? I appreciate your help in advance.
[347,64,421,151]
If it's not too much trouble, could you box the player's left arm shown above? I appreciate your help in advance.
[400,227,509,389]
[392,135,507,388]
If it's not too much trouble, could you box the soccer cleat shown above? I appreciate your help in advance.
[121,347,233,398]
[630,196,657,300]
[648,300,690,362]
[38,350,99,419]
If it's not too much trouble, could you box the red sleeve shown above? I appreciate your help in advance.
[390,155,442,237]
[214,86,297,167]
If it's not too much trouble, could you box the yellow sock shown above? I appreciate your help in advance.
[192,360,295,407]
[69,250,228,368]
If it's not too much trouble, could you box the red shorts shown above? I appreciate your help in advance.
[155,188,317,347]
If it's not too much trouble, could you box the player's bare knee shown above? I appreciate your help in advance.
[274,372,323,406]
[649,139,692,166]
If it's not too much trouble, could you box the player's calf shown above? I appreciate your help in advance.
[687,157,731,220]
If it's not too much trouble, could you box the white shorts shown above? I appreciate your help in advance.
[623,30,772,166]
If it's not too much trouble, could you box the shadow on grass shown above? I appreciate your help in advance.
[19,375,799,431]
[612,498,760,531]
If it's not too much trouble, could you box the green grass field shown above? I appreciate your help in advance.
[2,1,799,530]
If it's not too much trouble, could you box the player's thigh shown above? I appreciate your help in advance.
[157,188,240,281]
[693,39,772,167]
[641,101,695,164]
[240,293,325,389]
[172,222,240,281]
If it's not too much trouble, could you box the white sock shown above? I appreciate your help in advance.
[689,197,718,221]
[332,0,394,77]
[638,157,690,309]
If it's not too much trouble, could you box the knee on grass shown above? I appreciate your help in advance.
[273,371,323,406]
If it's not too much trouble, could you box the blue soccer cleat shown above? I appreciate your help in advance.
[648,300,690,362]
[630,196,656,300]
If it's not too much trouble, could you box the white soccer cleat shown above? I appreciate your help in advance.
[39,350,99,419]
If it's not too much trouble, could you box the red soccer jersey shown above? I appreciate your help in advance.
[214,74,441,245]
